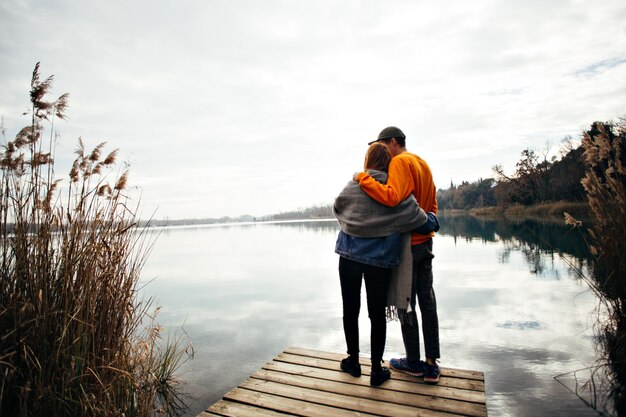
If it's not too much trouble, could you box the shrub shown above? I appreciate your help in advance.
[577,119,626,415]
[0,63,190,417]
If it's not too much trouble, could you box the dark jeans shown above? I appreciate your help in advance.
[339,257,391,364]
[400,239,440,361]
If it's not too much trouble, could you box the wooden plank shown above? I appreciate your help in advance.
[274,352,485,392]
[224,387,379,417]
[284,346,484,381]
[240,378,460,417]
[206,399,292,416]
[251,368,488,417]
[197,347,487,417]
[262,360,486,405]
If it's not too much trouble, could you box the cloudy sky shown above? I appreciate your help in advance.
[1,0,625,220]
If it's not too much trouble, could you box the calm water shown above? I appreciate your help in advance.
[141,214,602,417]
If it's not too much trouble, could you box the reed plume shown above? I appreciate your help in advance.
[578,119,626,415]
[0,63,191,417]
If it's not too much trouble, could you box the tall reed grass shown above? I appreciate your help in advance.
[0,64,191,417]
[569,119,626,415]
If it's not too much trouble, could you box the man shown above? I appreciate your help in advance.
[354,126,441,383]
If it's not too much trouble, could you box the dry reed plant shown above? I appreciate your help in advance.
[567,119,626,415]
[0,63,191,417]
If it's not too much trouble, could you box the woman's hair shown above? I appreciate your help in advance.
[364,142,391,171]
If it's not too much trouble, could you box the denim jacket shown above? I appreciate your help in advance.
[334,212,439,269]
[335,231,403,268]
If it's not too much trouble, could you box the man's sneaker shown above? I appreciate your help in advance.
[340,357,361,377]
[370,366,391,387]
[424,362,441,384]
[389,357,425,376]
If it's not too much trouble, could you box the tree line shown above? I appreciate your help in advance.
[437,137,588,210]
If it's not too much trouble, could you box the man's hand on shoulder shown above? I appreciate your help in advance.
[353,172,368,182]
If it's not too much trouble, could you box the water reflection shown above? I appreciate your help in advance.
[440,214,607,415]
[440,213,591,259]
[140,216,601,417]
[439,213,591,280]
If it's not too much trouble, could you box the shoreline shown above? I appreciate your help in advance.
[440,201,590,224]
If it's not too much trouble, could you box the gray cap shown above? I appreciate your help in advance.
[368,126,405,145]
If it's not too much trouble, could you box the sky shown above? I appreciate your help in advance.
[1,0,625,220]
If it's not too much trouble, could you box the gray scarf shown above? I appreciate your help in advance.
[333,170,427,237]
[333,169,427,322]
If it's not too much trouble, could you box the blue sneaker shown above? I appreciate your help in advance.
[424,362,441,384]
[389,357,425,376]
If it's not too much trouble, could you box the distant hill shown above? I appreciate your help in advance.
[143,204,334,227]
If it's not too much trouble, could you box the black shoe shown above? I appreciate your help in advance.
[370,366,391,386]
[340,357,361,377]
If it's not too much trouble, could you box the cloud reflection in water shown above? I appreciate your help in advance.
[141,217,600,417]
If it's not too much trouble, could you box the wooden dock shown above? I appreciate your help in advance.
[198,347,487,417]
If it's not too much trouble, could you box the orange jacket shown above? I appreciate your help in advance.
[355,151,438,245]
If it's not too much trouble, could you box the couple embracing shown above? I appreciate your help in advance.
[333,126,441,387]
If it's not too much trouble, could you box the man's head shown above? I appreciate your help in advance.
[368,126,406,156]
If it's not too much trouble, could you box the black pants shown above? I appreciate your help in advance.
[339,257,391,364]
[399,239,440,361]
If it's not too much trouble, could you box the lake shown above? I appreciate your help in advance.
[140,213,602,417]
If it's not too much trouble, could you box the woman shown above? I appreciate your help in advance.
[333,142,438,387]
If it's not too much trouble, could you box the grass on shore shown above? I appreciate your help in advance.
[468,201,589,218]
